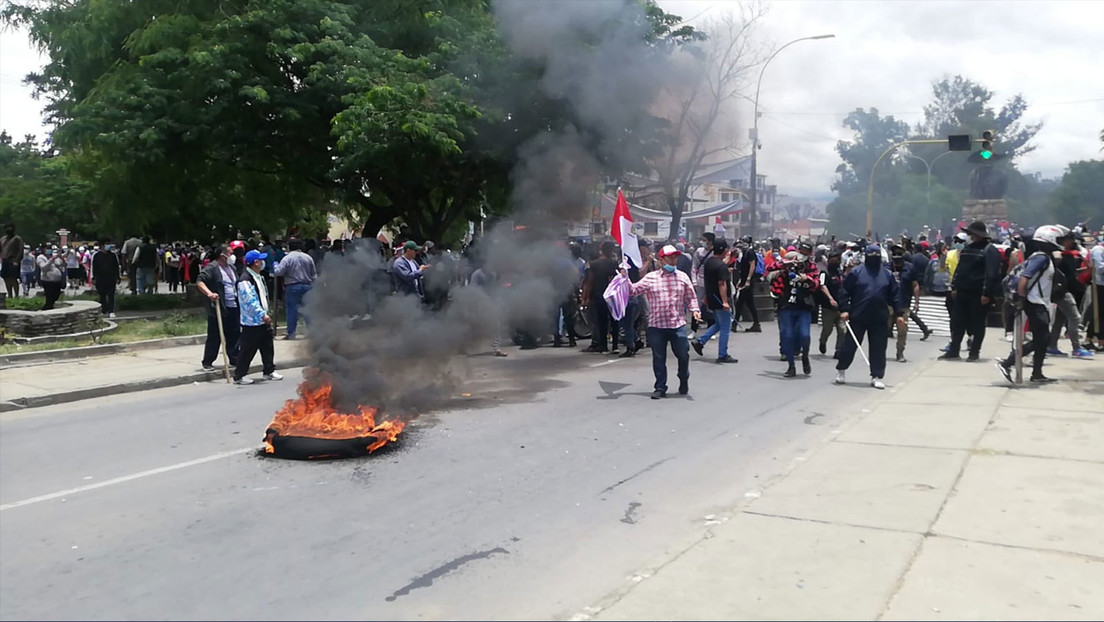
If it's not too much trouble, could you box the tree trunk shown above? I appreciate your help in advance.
[667,196,684,242]
[359,209,393,242]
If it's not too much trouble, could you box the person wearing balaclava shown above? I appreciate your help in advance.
[940,220,1002,361]
[834,244,905,389]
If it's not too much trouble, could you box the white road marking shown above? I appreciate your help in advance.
[590,359,623,368]
[0,446,255,512]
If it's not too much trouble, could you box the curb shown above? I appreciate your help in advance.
[1,326,289,368]
[0,358,309,413]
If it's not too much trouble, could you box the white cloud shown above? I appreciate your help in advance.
[0,27,50,142]
[663,0,1104,198]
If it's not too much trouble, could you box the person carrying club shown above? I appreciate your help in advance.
[834,244,905,389]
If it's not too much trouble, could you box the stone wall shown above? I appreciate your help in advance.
[962,199,1008,222]
[0,301,104,337]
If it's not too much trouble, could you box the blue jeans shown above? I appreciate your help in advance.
[696,308,732,358]
[778,307,812,363]
[284,283,311,337]
[620,297,642,350]
[136,267,155,294]
[647,325,690,393]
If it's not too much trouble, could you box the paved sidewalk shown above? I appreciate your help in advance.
[0,340,306,411]
[582,328,1103,621]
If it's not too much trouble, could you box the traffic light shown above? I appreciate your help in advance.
[979,129,994,160]
[947,134,972,151]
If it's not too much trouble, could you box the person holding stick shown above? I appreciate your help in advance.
[834,244,905,389]
[197,245,240,374]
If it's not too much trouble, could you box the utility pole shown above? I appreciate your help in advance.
[748,34,834,239]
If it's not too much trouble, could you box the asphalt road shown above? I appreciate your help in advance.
[0,327,942,620]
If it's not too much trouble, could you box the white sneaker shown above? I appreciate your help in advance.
[263,372,284,381]
[834,370,846,385]
[234,377,254,385]
[1004,332,1013,342]
[108,312,117,319]
[871,377,886,390]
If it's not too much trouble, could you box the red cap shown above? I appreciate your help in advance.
[657,244,681,258]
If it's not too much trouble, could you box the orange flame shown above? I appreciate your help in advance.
[266,377,405,453]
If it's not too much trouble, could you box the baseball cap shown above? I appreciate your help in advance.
[865,244,882,256]
[244,249,268,264]
[657,244,681,258]
[712,238,730,252]
[403,241,421,251]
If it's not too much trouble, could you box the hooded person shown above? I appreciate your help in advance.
[834,244,906,389]
[940,220,1002,361]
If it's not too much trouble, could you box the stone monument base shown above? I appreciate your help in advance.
[962,199,1008,222]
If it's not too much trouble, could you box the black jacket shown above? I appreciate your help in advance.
[91,250,120,284]
[952,240,1001,297]
[198,262,237,316]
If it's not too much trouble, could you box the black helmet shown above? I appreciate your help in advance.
[739,235,753,244]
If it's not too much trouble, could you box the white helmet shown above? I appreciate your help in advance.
[1032,225,1063,248]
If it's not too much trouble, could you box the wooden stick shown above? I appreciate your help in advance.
[214,300,231,384]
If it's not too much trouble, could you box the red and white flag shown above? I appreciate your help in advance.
[612,188,643,269]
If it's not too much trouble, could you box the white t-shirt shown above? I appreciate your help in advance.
[1091,244,1104,286]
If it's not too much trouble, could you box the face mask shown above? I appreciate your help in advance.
[662,263,677,273]
[865,256,882,270]
[229,255,237,265]
[953,242,964,250]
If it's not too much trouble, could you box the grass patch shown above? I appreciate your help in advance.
[2,297,51,311]
[0,315,209,355]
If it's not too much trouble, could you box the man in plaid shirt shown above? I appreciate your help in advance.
[629,244,702,399]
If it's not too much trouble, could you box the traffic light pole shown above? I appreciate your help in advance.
[865,139,954,238]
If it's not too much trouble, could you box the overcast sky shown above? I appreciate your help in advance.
[2,0,1102,200]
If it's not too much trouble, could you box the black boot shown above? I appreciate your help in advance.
[784,363,797,378]
[802,353,811,375]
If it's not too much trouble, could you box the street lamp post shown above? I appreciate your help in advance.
[901,149,957,208]
[748,34,834,240]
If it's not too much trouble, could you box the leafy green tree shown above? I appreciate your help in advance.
[911,75,1041,193]
[0,132,99,244]
[831,107,911,194]
[4,0,699,245]
[1046,160,1104,227]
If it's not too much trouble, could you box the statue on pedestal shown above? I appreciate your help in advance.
[969,166,1007,200]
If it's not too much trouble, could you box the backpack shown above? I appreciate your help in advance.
[754,252,765,278]
[1051,264,1067,302]
[1003,252,1048,300]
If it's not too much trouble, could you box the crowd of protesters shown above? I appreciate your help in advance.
[3,219,1101,390]
[377,218,1102,392]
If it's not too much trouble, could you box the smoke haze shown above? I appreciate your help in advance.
[300,0,678,414]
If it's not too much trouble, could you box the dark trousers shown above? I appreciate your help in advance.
[1090,284,1104,341]
[948,291,987,356]
[203,309,240,367]
[837,316,889,378]
[647,325,690,393]
[95,282,117,314]
[909,306,929,333]
[620,297,642,351]
[127,262,138,294]
[591,301,612,349]
[733,285,759,325]
[556,297,576,343]
[235,324,275,379]
[1003,302,1049,377]
[42,281,63,310]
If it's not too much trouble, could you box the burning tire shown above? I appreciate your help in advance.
[263,376,405,460]
[264,430,399,460]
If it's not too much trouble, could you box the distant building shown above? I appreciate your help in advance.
[579,156,779,242]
